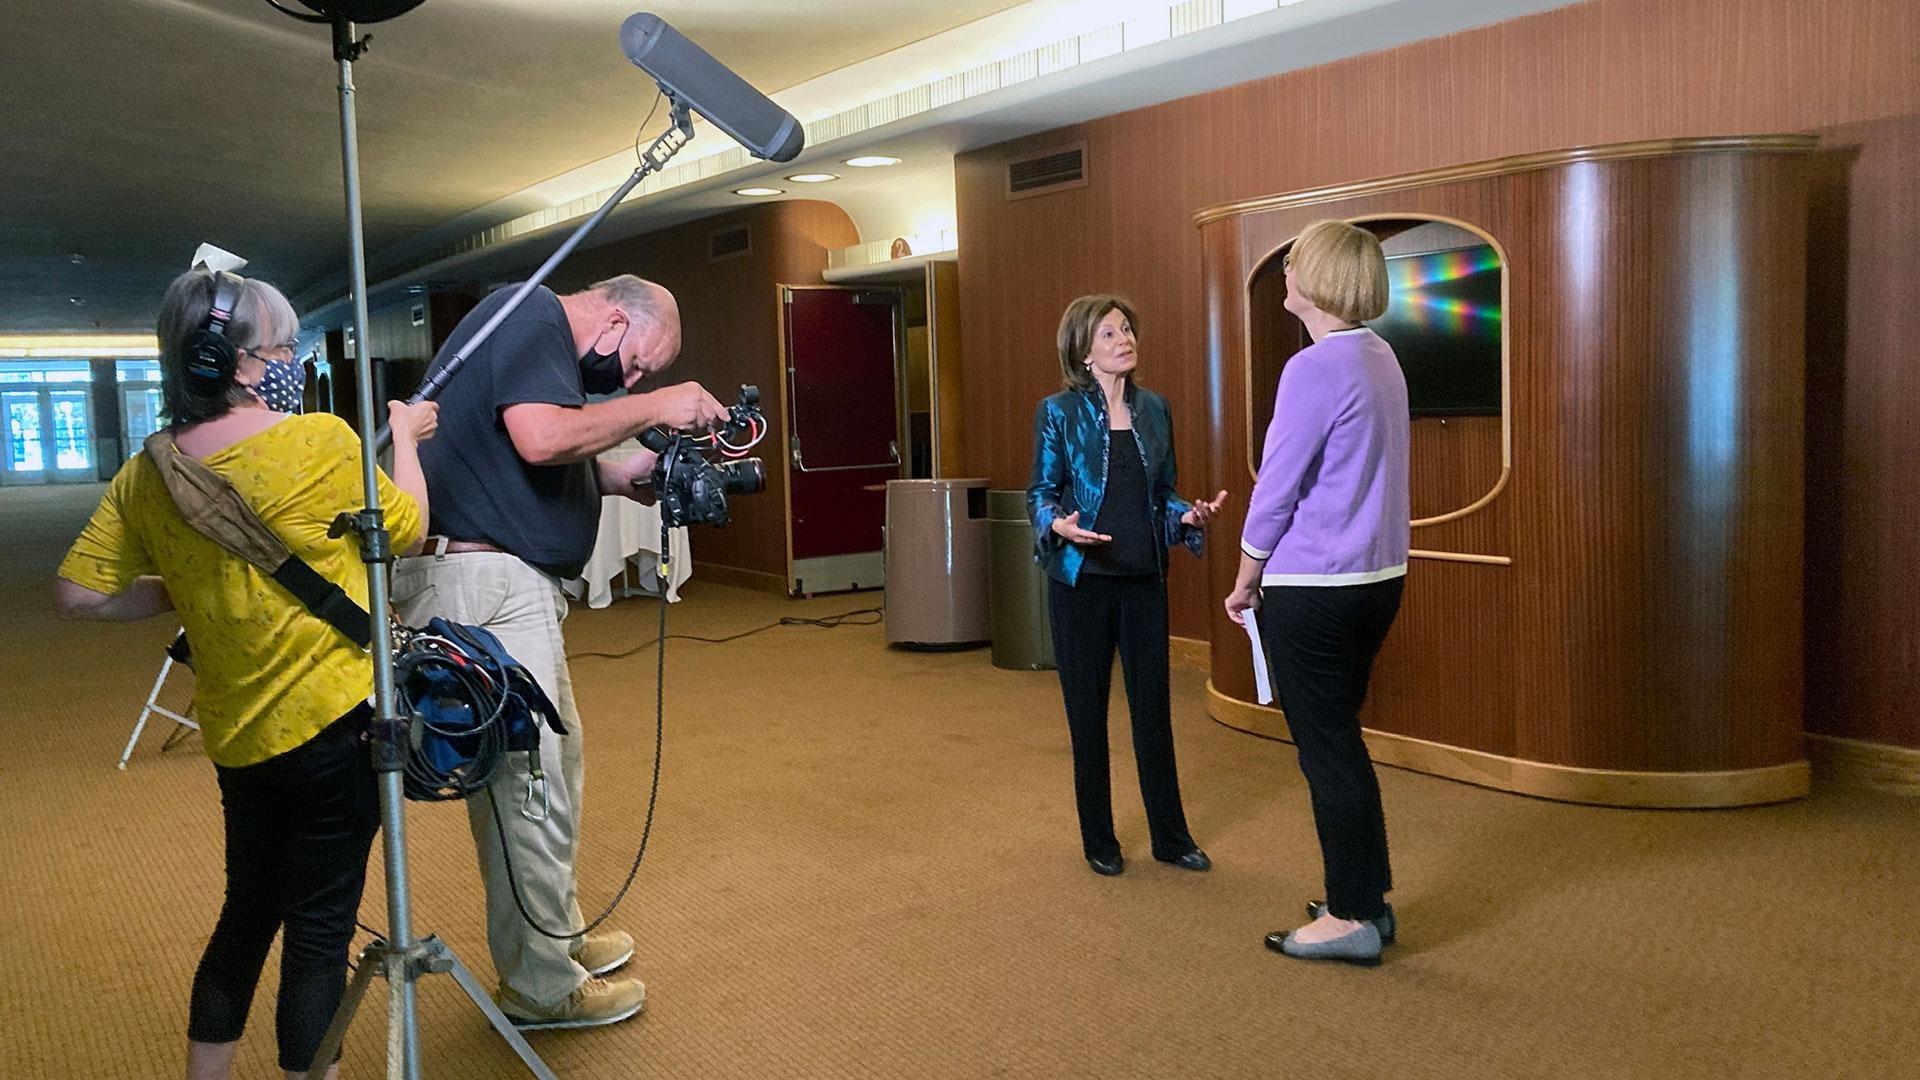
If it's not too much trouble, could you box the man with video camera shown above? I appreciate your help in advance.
[392,273,726,1030]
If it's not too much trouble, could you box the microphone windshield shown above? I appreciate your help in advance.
[620,13,805,163]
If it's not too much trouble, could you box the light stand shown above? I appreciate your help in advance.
[288,8,698,1078]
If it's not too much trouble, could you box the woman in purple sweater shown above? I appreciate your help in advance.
[1224,220,1410,966]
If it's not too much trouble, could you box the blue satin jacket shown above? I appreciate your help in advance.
[1027,382,1203,586]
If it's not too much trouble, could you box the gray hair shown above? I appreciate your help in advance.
[155,269,301,425]
[588,274,671,325]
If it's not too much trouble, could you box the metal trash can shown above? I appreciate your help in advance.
[884,479,990,646]
[988,489,1056,670]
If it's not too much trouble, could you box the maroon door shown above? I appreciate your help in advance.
[782,286,901,593]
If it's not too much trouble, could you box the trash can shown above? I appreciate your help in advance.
[988,489,1056,670]
[884,479,990,646]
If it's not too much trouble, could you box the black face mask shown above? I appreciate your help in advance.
[579,324,628,394]
[580,347,626,394]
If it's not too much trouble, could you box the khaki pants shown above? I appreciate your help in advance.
[392,550,589,1006]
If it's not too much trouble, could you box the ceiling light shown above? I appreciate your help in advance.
[785,173,839,183]
[732,187,784,197]
[843,155,901,168]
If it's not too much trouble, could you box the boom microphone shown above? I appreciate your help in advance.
[619,13,805,163]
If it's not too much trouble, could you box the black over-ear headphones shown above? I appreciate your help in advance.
[184,271,244,384]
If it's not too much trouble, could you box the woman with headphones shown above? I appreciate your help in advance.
[55,269,438,1079]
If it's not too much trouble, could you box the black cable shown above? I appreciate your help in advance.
[394,640,509,800]
[487,593,879,937]
[485,592,670,940]
[566,606,882,662]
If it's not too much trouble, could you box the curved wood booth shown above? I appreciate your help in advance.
[1196,136,1815,808]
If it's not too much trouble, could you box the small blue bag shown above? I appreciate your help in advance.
[396,617,567,802]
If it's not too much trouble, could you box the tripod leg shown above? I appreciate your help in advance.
[435,943,561,1080]
[120,656,172,769]
[302,942,385,1080]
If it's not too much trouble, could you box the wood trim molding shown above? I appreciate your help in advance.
[1806,734,1920,797]
[1194,135,1821,224]
[1409,549,1512,566]
[1207,682,1809,808]
[1170,635,1209,671]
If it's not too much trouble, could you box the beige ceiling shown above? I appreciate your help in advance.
[0,0,1028,332]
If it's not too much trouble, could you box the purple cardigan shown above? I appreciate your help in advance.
[1240,328,1410,586]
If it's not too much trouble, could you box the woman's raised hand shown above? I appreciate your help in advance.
[1051,511,1112,545]
[1182,489,1229,528]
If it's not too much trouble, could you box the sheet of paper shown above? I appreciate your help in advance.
[189,243,247,272]
[1242,607,1273,705]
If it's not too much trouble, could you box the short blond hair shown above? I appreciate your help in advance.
[1288,220,1389,322]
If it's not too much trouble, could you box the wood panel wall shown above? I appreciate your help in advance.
[1205,144,1811,777]
[556,200,859,586]
[1803,113,1920,751]
[954,0,1919,749]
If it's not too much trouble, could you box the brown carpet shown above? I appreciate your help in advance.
[3,483,1916,1079]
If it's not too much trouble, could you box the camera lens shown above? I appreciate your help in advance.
[720,458,765,495]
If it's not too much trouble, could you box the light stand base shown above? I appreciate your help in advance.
[304,935,558,1080]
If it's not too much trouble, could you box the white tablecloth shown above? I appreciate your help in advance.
[562,496,691,607]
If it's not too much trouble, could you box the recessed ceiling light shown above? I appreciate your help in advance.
[785,173,839,183]
[733,187,784,197]
[843,155,901,168]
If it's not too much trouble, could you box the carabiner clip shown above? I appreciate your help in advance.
[521,755,551,823]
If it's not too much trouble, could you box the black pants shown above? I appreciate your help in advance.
[187,704,379,1072]
[1259,578,1405,921]
[1048,573,1196,861]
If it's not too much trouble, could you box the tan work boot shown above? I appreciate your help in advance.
[570,928,635,977]
[497,975,646,1030]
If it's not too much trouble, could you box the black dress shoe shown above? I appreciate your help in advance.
[1086,854,1125,876]
[1154,848,1212,872]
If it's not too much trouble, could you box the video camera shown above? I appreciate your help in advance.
[637,384,767,527]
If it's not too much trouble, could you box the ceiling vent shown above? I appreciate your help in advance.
[1006,142,1087,200]
[708,223,752,262]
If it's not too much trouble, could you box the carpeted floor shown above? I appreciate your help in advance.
[2,483,1916,1079]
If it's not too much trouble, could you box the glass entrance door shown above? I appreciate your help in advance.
[1,386,94,484]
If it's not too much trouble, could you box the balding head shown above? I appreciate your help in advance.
[573,274,682,388]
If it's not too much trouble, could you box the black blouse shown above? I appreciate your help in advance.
[1082,428,1157,576]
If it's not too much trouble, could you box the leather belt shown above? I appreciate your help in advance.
[431,538,507,556]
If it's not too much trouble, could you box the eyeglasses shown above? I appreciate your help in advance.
[1282,252,1294,271]
[241,341,298,361]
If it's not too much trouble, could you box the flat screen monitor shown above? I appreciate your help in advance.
[1370,245,1503,416]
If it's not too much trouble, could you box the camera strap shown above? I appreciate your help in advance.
[142,429,373,648]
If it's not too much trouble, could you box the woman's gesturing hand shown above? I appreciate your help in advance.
[1051,511,1112,545]
[1182,489,1229,528]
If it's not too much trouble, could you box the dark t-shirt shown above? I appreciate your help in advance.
[416,285,600,580]
[1082,428,1157,577]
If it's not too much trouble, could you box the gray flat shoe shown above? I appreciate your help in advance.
[1264,922,1383,966]
[1307,900,1396,944]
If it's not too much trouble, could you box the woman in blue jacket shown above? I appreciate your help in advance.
[1028,295,1227,876]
